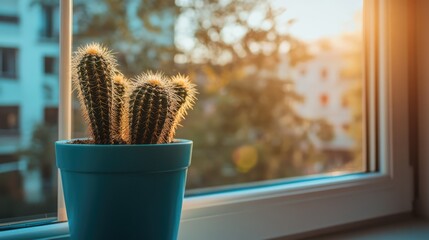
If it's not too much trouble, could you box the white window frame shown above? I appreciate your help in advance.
[0,0,413,239]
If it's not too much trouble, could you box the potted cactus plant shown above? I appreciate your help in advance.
[55,43,196,240]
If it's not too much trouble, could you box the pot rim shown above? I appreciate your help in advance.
[55,139,193,173]
[56,138,192,147]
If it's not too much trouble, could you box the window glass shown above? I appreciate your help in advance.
[40,4,59,41]
[0,48,18,79]
[0,15,19,24]
[43,56,56,75]
[44,107,58,126]
[0,106,19,133]
[0,0,59,226]
[72,0,364,192]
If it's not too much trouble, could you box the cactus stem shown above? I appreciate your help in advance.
[128,72,178,144]
[164,73,197,142]
[72,42,117,144]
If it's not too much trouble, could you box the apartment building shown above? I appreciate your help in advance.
[0,0,59,203]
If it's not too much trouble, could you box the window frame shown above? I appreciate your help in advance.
[0,0,414,239]
[177,1,414,238]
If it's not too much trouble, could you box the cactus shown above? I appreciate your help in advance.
[73,43,117,144]
[128,72,177,144]
[112,74,129,143]
[72,43,195,145]
[164,74,197,142]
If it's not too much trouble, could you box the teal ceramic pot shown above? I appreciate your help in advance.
[56,139,192,240]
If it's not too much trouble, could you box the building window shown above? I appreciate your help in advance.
[0,48,18,79]
[44,56,57,75]
[0,106,19,136]
[43,84,53,101]
[320,93,329,106]
[40,4,58,40]
[0,15,19,24]
[44,107,58,126]
[320,67,328,80]
[342,97,349,108]
[0,154,18,164]
[0,154,23,208]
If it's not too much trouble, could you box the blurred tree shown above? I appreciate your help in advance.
[73,0,178,74]
[12,123,58,217]
[19,124,57,191]
[174,0,333,188]
[72,0,180,135]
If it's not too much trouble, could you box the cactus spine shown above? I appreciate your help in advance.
[128,73,177,144]
[73,43,116,144]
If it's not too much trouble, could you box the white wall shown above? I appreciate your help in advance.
[417,0,429,217]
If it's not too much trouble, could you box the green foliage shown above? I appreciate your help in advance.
[74,0,178,74]
[73,43,196,144]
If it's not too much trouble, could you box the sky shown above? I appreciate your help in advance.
[176,0,363,52]
[272,0,363,41]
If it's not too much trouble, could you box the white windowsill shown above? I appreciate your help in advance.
[0,172,410,240]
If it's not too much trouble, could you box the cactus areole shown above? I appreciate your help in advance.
[56,43,197,240]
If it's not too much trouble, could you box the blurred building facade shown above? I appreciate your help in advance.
[292,49,354,149]
[0,0,178,207]
[276,41,358,172]
[294,45,358,172]
[0,0,59,204]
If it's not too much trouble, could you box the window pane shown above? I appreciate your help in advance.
[0,48,18,79]
[0,0,59,226]
[43,56,56,75]
[72,0,364,192]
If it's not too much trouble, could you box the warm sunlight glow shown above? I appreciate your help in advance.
[273,0,363,41]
